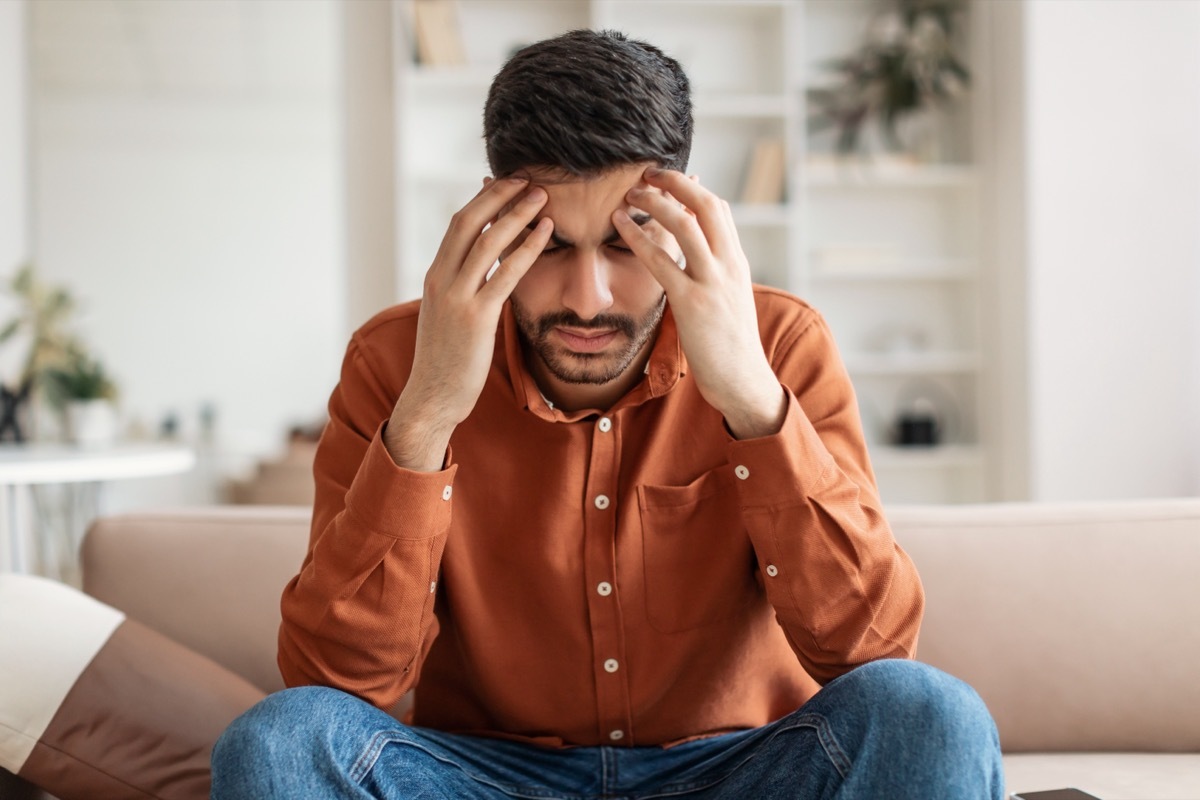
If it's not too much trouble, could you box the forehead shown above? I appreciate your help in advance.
[528,163,660,238]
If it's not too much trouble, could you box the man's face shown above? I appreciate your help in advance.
[506,162,681,401]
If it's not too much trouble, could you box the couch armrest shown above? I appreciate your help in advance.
[891,498,1200,753]
[81,506,311,694]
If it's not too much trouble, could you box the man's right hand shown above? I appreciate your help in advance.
[384,177,553,471]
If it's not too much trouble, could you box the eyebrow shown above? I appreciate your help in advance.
[527,212,652,248]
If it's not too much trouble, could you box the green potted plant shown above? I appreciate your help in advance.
[807,0,971,160]
[43,346,120,447]
[0,264,120,445]
[0,264,77,442]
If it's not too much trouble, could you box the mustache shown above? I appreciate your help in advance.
[534,311,637,339]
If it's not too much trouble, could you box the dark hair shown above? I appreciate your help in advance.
[483,29,693,178]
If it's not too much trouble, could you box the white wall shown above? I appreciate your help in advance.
[1025,0,1200,499]
[31,1,346,479]
[0,0,28,384]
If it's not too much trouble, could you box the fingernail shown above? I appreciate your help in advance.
[645,167,662,176]
[507,176,529,184]
[524,187,546,202]
[614,209,631,223]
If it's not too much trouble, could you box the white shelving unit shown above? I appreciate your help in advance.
[392,0,993,503]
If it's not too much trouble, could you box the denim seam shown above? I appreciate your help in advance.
[602,745,616,796]
[637,713,850,798]
[348,731,587,800]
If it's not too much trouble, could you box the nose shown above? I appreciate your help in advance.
[560,249,614,322]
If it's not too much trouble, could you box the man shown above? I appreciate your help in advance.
[213,30,1002,799]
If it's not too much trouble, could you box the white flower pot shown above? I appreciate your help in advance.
[66,400,119,448]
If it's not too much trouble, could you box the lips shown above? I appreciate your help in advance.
[555,327,619,353]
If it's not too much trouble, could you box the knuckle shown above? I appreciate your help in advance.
[449,209,477,236]
[697,194,722,215]
[476,226,502,251]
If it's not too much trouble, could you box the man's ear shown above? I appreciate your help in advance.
[483,176,493,187]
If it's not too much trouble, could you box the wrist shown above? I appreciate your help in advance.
[721,378,787,441]
[385,398,456,471]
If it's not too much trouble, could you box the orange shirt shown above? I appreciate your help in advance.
[278,286,924,748]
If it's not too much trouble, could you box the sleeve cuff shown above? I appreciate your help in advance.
[342,422,458,540]
[726,388,835,507]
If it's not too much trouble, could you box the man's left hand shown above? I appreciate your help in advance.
[614,167,786,440]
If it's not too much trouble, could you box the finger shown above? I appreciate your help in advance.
[432,177,532,276]
[721,197,743,250]
[625,187,716,280]
[613,208,687,295]
[459,186,548,288]
[478,216,554,305]
[642,168,739,259]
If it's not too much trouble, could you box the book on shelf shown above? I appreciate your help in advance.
[739,138,786,205]
[413,0,466,68]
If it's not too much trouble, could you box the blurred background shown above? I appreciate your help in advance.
[0,0,1198,515]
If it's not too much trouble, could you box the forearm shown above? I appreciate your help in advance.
[278,424,454,707]
[732,392,924,681]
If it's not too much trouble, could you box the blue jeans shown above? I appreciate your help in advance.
[211,660,1003,799]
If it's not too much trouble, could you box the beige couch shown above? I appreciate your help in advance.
[4,499,1199,799]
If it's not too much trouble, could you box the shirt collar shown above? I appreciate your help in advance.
[500,301,688,422]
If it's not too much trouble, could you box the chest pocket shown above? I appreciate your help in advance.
[638,468,760,634]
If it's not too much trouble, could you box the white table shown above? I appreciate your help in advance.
[0,442,196,576]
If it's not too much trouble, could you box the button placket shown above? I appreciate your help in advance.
[583,410,631,748]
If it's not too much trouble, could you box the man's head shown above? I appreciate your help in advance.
[485,31,693,411]
[484,29,693,178]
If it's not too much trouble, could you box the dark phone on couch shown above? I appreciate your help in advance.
[1010,790,1103,800]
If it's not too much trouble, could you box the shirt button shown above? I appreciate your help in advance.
[597,581,613,596]
[604,658,619,673]
[441,485,453,500]
[594,494,610,510]
[766,564,779,577]
[734,465,750,480]
[609,729,624,741]
[598,417,612,433]
[430,581,437,593]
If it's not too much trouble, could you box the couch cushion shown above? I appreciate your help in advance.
[81,505,311,694]
[1004,753,1200,800]
[1,573,264,800]
[891,499,1200,753]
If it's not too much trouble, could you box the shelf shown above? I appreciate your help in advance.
[844,351,980,375]
[405,169,486,187]
[809,259,977,281]
[732,204,791,227]
[870,444,983,470]
[804,161,977,189]
[404,65,496,91]
[694,93,791,118]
